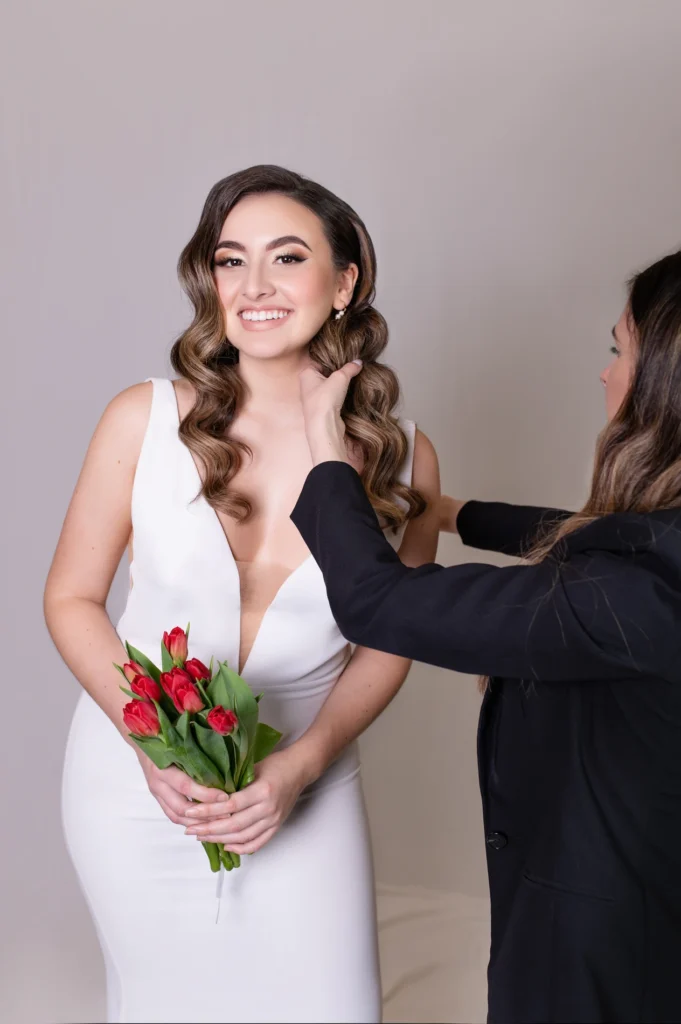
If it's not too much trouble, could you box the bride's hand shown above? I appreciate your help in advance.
[138,753,229,827]
[182,749,311,854]
[298,361,363,465]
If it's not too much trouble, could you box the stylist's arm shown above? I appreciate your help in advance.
[293,362,669,682]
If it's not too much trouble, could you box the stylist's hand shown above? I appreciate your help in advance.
[299,360,363,465]
[182,749,310,855]
[138,753,229,827]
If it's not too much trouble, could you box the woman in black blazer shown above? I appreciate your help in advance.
[290,250,681,1024]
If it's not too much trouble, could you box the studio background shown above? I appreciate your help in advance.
[3,2,681,1021]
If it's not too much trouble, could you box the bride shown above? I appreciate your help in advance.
[44,165,440,1024]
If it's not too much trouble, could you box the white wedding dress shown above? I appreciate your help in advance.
[62,377,415,1024]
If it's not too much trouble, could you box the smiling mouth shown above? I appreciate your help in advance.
[239,309,291,322]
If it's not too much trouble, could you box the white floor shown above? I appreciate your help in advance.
[4,884,490,1023]
[378,885,490,1024]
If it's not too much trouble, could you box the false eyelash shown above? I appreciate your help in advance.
[275,252,305,264]
[213,256,244,268]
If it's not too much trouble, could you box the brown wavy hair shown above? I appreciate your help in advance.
[531,249,681,558]
[170,164,425,527]
[479,248,681,690]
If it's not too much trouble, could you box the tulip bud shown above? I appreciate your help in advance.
[161,667,204,714]
[163,626,188,665]
[185,658,210,682]
[130,674,161,703]
[207,705,238,736]
[123,661,146,684]
[123,699,161,737]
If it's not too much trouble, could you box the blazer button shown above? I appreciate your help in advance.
[486,831,508,850]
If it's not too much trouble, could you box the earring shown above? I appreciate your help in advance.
[334,308,346,321]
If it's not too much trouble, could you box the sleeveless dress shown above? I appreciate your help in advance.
[62,377,416,1024]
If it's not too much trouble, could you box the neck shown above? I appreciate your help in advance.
[237,349,313,412]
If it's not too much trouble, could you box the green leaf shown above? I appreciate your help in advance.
[233,723,251,786]
[224,665,258,729]
[119,685,143,701]
[175,711,190,741]
[155,701,181,748]
[125,643,161,683]
[207,663,234,711]
[113,663,129,683]
[130,735,176,770]
[175,725,224,789]
[194,678,211,708]
[193,723,235,792]
[254,692,263,703]
[252,722,283,763]
[161,642,174,674]
[202,841,221,873]
[239,758,255,788]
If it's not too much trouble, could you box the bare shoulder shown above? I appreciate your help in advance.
[89,381,154,467]
[412,428,440,502]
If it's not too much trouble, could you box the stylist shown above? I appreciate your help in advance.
[291,250,681,1024]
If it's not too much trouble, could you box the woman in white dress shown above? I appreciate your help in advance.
[44,165,440,1024]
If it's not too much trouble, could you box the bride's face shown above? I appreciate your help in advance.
[213,193,357,361]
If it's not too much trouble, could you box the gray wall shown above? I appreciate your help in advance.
[3,1,681,1021]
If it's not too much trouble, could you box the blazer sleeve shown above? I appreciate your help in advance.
[291,462,679,682]
[457,500,573,557]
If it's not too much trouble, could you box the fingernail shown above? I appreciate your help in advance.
[185,828,197,835]
[185,808,198,817]
[352,359,363,366]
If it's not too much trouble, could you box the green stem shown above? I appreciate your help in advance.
[202,841,221,872]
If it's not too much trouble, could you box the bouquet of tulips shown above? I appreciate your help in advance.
[115,625,282,873]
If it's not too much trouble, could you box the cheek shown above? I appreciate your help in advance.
[286,265,336,311]
[215,273,238,308]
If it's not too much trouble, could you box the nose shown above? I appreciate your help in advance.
[243,258,275,302]
[600,366,609,388]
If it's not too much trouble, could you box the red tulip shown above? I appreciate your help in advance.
[161,667,204,714]
[130,674,161,703]
[163,626,188,665]
[207,706,238,736]
[123,661,146,684]
[123,699,160,737]
[185,658,211,682]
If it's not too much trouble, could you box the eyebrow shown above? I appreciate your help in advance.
[611,326,619,342]
[214,234,312,254]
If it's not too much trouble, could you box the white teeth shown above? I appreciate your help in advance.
[240,310,289,321]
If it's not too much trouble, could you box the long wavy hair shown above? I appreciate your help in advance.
[170,164,425,527]
[531,249,681,559]
[479,249,681,691]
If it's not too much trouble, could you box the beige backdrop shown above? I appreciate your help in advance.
[3,2,681,1022]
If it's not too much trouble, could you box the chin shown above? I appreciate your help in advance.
[231,335,307,362]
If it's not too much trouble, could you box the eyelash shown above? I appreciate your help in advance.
[610,345,620,356]
[213,252,306,268]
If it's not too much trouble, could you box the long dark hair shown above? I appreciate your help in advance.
[479,249,681,692]
[533,249,681,557]
[170,164,425,526]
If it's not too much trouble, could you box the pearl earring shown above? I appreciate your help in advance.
[334,308,346,321]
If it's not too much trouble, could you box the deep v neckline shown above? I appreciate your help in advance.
[166,380,313,676]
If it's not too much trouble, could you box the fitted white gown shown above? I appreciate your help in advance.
[62,377,415,1024]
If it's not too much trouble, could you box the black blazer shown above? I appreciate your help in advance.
[291,462,681,1024]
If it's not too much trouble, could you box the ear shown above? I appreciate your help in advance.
[333,263,359,312]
